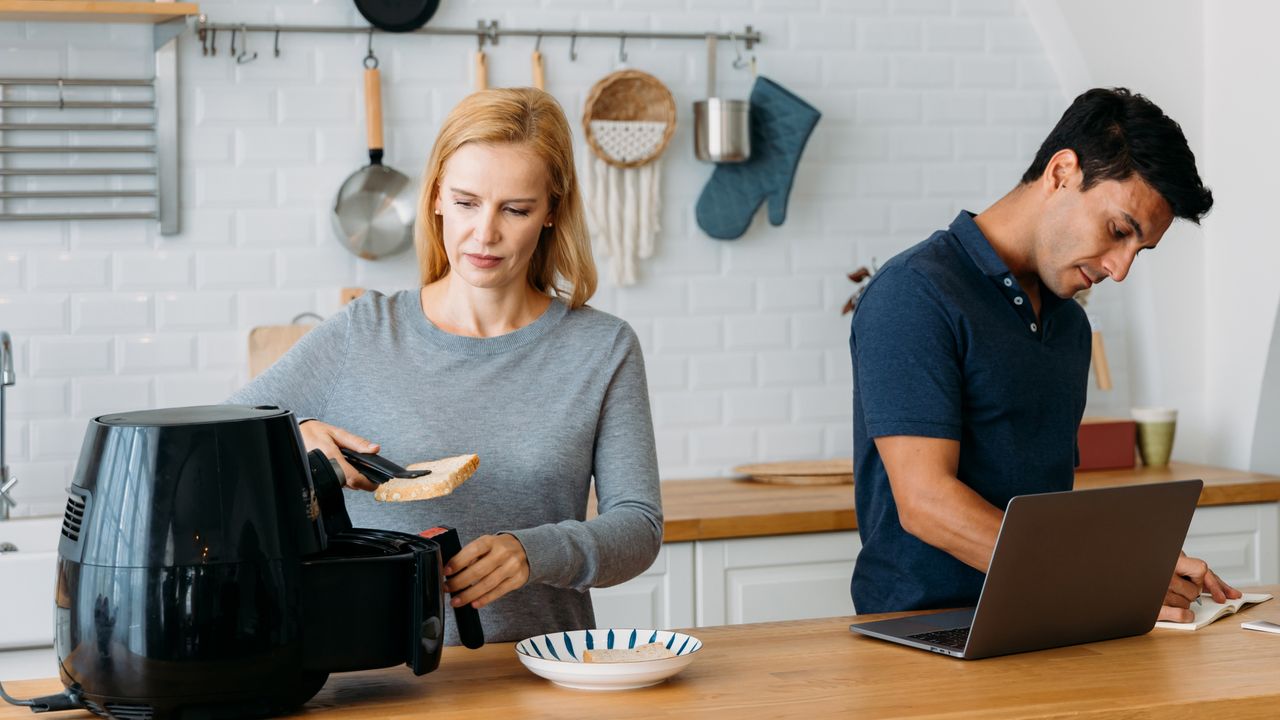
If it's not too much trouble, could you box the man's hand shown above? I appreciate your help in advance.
[444,534,531,610]
[1157,551,1242,623]
[298,419,380,491]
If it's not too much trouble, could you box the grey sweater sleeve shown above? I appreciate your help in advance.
[506,325,663,591]
[227,310,352,418]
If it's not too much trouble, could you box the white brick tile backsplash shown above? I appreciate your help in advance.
[690,278,755,314]
[956,56,1017,87]
[925,20,987,51]
[794,386,854,422]
[892,56,954,89]
[156,373,237,407]
[725,389,791,425]
[31,338,112,376]
[30,253,110,291]
[760,424,826,460]
[726,315,789,350]
[8,460,72,510]
[4,421,25,462]
[7,380,69,419]
[790,16,856,49]
[0,253,23,289]
[72,293,152,333]
[0,295,67,333]
[690,354,755,390]
[118,335,195,374]
[30,418,88,460]
[859,19,922,51]
[115,252,194,290]
[73,376,153,415]
[653,391,721,427]
[157,292,235,330]
[759,277,824,312]
[655,317,722,352]
[690,427,757,465]
[760,351,825,386]
[615,280,689,317]
[198,251,276,289]
[0,0,1066,484]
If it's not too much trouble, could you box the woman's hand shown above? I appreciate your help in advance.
[444,534,531,609]
[298,419,381,491]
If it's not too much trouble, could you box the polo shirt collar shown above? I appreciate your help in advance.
[949,210,1072,318]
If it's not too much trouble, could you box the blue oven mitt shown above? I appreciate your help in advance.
[695,76,821,240]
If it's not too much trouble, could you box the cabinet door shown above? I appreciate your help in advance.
[697,531,860,626]
[590,542,694,629]
[1182,502,1280,586]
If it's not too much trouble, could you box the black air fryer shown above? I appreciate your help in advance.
[31,404,481,720]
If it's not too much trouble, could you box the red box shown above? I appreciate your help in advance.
[1077,417,1137,471]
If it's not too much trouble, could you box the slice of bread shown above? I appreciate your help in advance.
[373,454,479,503]
[581,642,676,663]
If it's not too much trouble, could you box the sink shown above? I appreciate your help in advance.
[0,516,61,650]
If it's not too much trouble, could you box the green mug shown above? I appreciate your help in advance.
[1132,407,1177,467]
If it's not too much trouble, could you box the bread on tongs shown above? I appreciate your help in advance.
[373,454,480,503]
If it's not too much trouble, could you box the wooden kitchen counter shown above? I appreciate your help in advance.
[6,585,1280,719]
[657,462,1280,542]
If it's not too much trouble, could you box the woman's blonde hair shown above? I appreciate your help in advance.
[416,88,596,309]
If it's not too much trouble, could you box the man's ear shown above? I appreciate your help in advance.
[1044,148,1081,192]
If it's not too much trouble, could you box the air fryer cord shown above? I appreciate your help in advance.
[0,680,82,713]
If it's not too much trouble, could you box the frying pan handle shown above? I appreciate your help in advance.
[532,50,545,91]
[475,50,488,92]
[364,66,384,162]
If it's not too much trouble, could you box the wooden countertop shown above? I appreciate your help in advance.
[657,462,1280,542]
[7,586,1280,719]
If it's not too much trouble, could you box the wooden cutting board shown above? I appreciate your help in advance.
[248,324,315,378]
[733,459,854,486]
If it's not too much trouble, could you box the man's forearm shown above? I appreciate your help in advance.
[893,475,1003,573]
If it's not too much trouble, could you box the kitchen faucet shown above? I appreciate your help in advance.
[0,331,15,520]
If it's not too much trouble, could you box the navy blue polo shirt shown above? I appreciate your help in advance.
[849,211,1091,614]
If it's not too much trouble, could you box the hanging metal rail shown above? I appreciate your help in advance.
[195,17,761,53]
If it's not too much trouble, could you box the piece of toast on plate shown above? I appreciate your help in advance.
[373,453,479,502]
[582,642,676,663]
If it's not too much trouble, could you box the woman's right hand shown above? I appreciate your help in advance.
[299,420,381,491]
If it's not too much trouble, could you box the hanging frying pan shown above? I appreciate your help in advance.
[353,0,440,33]
[331,58,416,260]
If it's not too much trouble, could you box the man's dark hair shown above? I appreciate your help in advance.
[1020,87,1213,223]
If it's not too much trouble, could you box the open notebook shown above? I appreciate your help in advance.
[1153,592,1273,630]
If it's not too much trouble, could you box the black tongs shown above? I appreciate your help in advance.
[340,449,431,485]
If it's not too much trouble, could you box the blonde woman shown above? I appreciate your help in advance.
[229,88,662,645]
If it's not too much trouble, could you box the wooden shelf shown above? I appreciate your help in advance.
[0,1,199,24]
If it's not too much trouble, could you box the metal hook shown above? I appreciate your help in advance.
[568,32,577,62]
[229,27,237,59]
[535,33,543,52]
[209,27,217,57]
[56,78,64,110]
[198,25,208,56]
[236,24,258,64]
[476,20,486,50]
[618,33,627,64]
[730,31,749,70]
[273,28,281,58]
[365,28,378,69]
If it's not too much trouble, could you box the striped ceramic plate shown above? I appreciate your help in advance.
[515,628,702,691]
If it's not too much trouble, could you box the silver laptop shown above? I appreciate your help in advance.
[848,479,1203,659]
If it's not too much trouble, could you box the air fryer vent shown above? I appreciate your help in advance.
[84,701,154,720]
[61,494,86,542]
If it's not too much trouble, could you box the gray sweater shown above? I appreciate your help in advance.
[227,290,662,645]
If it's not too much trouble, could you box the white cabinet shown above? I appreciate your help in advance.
[590,542,694,630]
[695,531,859,626]
[1181,502,1280,586]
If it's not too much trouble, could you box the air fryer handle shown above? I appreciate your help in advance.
[420,526,485,649]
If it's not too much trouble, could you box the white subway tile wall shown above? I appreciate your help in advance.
[0,0,1129,516]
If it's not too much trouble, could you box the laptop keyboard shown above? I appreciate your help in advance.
[907,627,970,650]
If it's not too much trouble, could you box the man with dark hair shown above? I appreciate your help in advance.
[849,87,1237,619]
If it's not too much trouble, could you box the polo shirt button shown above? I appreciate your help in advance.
[1003,278,1013,287]
[1014,296,1024,306]
[1030,323,1038,332]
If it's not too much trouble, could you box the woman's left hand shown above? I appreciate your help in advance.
[444,534,531,609]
